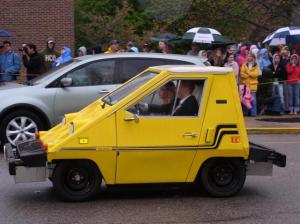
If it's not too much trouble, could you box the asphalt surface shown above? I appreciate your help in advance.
[0,134,299,224]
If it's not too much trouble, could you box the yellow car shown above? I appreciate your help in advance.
[4,65,286,201]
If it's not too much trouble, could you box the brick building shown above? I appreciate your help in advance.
[0,0,74,55]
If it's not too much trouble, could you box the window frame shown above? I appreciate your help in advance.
[126,78,207,119]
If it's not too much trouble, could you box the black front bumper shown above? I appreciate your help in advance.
[249,141,286,167]
[4,140,47,176]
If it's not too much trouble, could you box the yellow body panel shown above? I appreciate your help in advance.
[41,66,249,185]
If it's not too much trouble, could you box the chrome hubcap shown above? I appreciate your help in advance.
[6,116,38,146]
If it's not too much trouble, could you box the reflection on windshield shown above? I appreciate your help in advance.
[31,61,77,85]
[102,71,158,105]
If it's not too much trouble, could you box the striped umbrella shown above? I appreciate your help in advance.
[263,26,300,46]
[182,27,234,45]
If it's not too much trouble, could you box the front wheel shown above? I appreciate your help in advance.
[0,110,45,148]
[52,160,102,202]
[199,158,246,197]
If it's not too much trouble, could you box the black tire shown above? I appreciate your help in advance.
[199,158,246,197]
[52,160,102,202]
[0,110,46,149]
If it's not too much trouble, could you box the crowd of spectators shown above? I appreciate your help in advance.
[0,37,299,117]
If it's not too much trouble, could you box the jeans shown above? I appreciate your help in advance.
[0,73,16,81]
[250,92,257,116]
[272,84,284,112]
[283,81,289,111]
[288,83,299,112]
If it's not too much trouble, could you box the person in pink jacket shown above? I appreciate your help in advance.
[286,54,300,114]
[236,46,248,69]
[239,84,253,110]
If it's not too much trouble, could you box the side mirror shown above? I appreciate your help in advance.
[60,77,72,87]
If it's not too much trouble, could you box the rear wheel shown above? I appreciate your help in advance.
[199,158,246,197]
[52,160,102,202]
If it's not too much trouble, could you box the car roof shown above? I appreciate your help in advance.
[76,53,205,65]
[149,65,233,74]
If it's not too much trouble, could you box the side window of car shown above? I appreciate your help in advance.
[127,79,205,117]
[85,60,115,85]
[117,58,166,83]
[65,60,115,87]
[66,67,89,86]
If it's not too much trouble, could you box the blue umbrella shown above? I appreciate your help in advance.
[0,29,13,37]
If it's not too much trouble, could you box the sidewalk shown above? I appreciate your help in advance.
[245,115,300,134]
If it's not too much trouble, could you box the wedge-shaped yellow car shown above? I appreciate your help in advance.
[4,65,286,201]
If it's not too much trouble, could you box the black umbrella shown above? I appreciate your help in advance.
[0,29,13,38]
[151,33,182,43]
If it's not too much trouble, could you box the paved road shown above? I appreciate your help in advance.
[0,134,299,224]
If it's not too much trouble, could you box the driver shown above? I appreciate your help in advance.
[138,82,175,115]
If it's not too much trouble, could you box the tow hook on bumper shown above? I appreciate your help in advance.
[247,141,286,176]
[4,140,47,183]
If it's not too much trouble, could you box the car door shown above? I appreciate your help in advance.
[53,59,118,123]
[115,78,207,184]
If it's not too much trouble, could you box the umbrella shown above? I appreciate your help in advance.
[0,29,13,37]
[263,26,300,46]
[150,33,182,43]
[182,27,235,45]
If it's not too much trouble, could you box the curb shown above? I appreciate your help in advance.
[247,128,300,134]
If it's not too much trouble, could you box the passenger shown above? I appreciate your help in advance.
[172,80,198,116]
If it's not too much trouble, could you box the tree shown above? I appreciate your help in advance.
[75,0,299,49]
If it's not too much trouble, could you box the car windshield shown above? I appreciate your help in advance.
[30,60,78,85]
[102,71,158,105]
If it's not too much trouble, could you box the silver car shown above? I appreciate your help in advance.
[0,53,205,147]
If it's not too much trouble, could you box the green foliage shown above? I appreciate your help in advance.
[74,0,297,50]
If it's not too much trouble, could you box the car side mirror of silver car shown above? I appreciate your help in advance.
[60,77,73,87]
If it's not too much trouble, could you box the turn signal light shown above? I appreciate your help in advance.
[42,144,48,151]
[35,132,40,140]
[231,136,240,143]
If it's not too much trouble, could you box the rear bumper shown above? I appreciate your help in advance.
[4,141,47,183]
[249,142,286,167]
[247,141,286,176]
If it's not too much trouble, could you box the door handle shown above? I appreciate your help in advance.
[183,132,198,137]
[124,114,139,122]
[98,90,109,94]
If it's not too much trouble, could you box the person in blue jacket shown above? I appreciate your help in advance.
[52,47,73,67]
[0,41,21,81]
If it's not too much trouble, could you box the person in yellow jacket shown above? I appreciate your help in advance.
[239,52,260,116]
[104,40,120,54]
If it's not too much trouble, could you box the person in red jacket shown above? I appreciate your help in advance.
[286,54,300,114]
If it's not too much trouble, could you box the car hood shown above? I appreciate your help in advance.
[0,82,27,90]
[41,99,112,150]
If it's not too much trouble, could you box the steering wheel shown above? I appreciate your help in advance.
[134,104,141,115]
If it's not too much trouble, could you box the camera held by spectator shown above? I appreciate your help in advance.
[19,44,28,55]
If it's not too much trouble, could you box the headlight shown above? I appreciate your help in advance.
[61,117,66,125]
[69,122,74,134]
